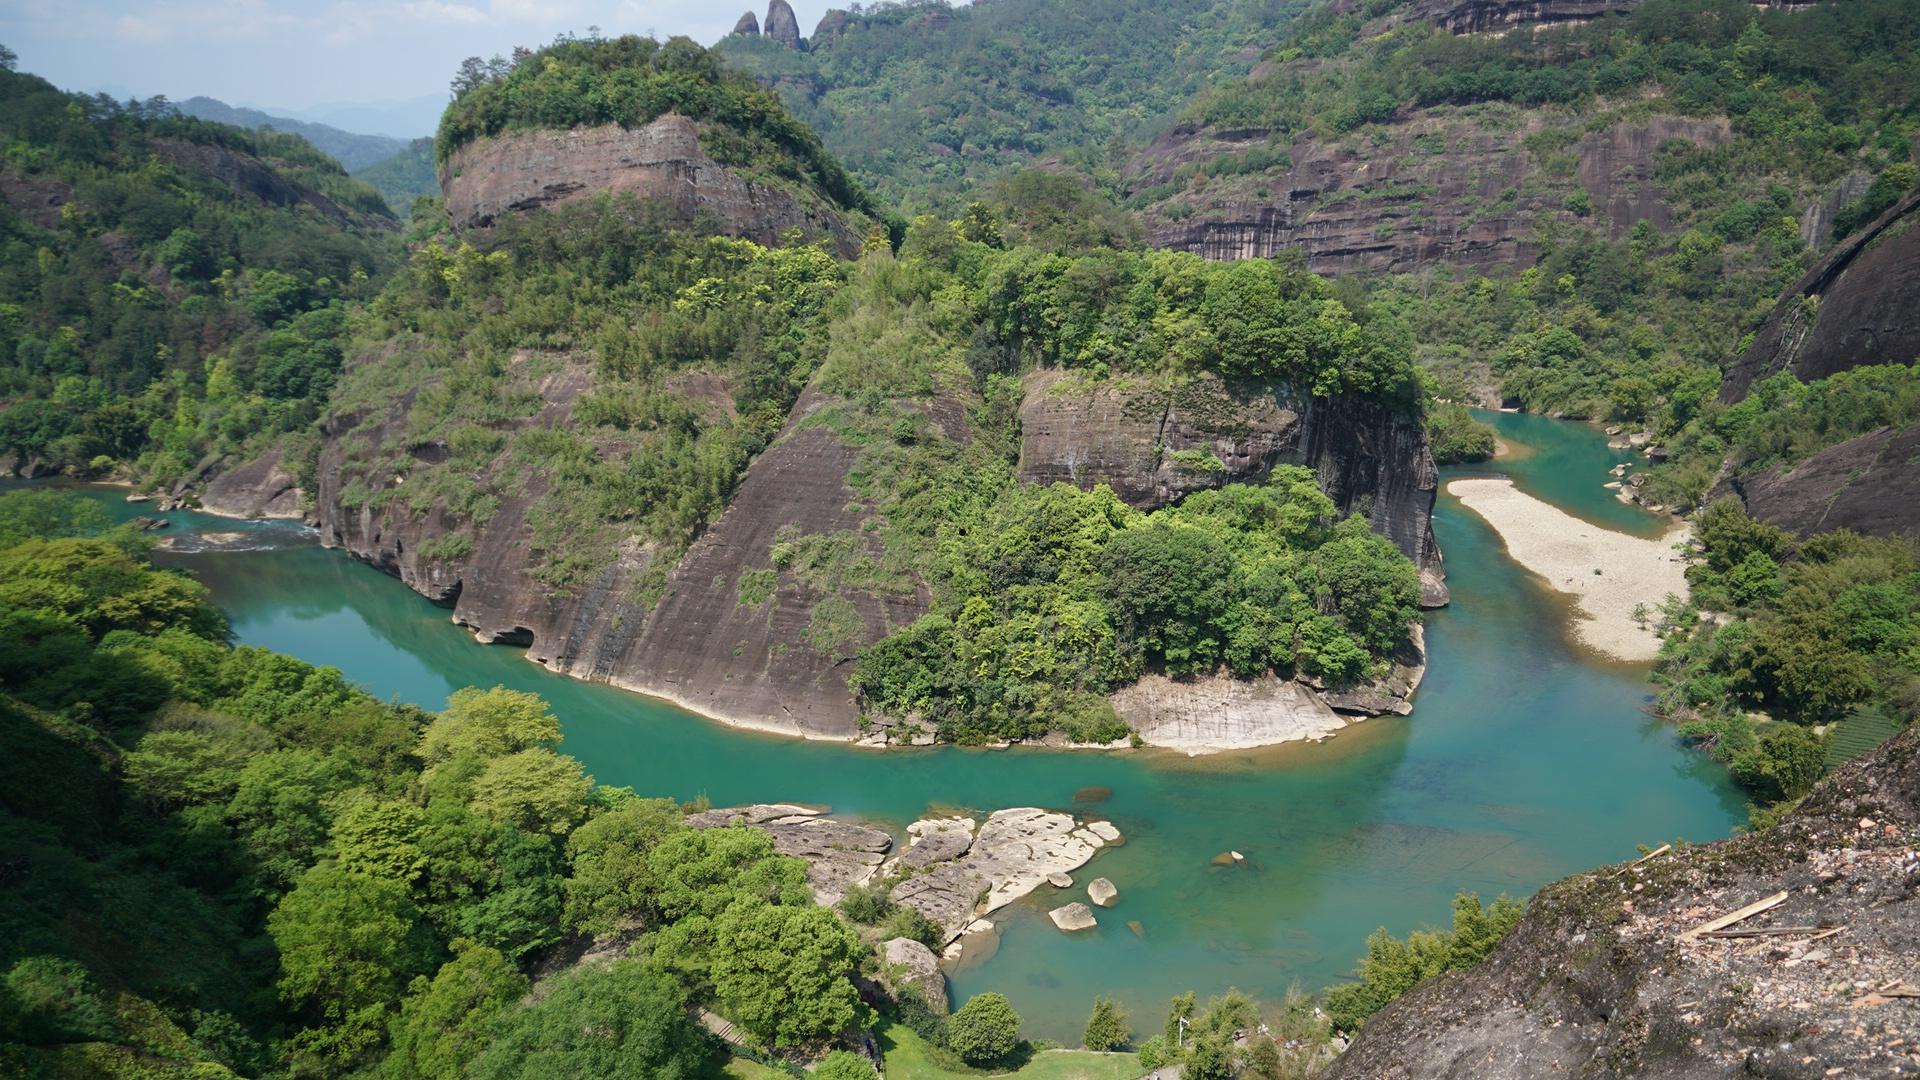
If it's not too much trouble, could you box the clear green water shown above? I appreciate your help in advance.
[35,411,1740,1039]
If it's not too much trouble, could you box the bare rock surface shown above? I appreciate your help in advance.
[1409,0,1644,34]
[1113,673,1349,751]
[685,804,891,905]
[1049,903,1098,932]
[1733,425,1920,541]
[440,114,858,255]
[198,448,303,519]
[1130,109,1725,277]
[731,11,759,35]
[763,0,803,47]
[891,809,1120,944]
[1325,726,1920,1079]
[1087,878,1118,907]
[880,937,948,1013]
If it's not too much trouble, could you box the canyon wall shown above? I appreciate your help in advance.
[1131,111,1727,276]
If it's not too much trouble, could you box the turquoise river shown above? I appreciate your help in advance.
[58,408,1743,1040]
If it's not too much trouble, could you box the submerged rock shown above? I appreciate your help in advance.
[1049,903,1098,932]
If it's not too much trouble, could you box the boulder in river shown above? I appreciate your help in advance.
[1048,873,1073,888]
[1212,850,1246,866]
[890,808,1120,943]
[1049,903,1097,932]
[1088,877,1118,907]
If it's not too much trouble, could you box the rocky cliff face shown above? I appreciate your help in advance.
[315,369,920,738]
[438,114,859,255]
[1719,189,1920,403]
[764,0,803,48]
[1130,110,1726,276]
[1325,725,1920,1079]
[1016,370,1448,605]
[1729,425,1920,541]
[1408,0,1644,34]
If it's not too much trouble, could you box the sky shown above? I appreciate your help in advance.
[0,0,851,136]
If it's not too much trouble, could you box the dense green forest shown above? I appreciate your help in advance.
[349,139,439,218]
[0,61,398,486]
[1654,495,1919,818]
[0,489,884,1077]
[716,0,1303,210]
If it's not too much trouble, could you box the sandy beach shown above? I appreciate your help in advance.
[1448,476,1690,662]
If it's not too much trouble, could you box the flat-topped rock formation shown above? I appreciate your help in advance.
[439,114,859,256]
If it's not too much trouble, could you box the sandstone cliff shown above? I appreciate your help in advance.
[1130,110,1726,276]
[439,114,860,255]
[1408,0,1643,34]
[315,359,1444,741]
[1728,425,1920,542]
[1016,370,1448,606]
[1325,725,1920,1078]
[763,0,803,49]
[1718,189,1920,404]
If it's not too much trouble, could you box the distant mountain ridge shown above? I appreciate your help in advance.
[172,95,408,171]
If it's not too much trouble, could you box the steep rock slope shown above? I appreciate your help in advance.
[1408,0,1642,34]
[1729,425,1920,541]
[1719,190,1920,404]
[439,114,861,254]
[1326,726,1920,1078]
[1132,110,1725,275]
[1017,370,1447,605]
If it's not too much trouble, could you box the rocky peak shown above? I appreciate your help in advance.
[813,9,852,44]
[731,10,759,35]
[764,0,803,48]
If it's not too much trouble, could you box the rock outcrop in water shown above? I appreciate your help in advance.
[1324,726,1920,1079]
[686,804,1121,952]
[438,114,859,255]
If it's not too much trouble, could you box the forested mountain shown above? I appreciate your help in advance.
[172,97,410,171]
[349,138,438,217]
[0,63,399,489]
[715,0,1305,210]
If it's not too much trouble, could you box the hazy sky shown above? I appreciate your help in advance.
[1,0,849,133]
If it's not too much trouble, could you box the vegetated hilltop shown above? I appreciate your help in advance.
[297,37,1442,749]
[433,34,876,251]
[714,0,1304,211]
[0,59,399,491]
[172,95,411,171]
[1325,722,1920,1079]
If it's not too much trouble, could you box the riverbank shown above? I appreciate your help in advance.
[1447,476,1689,662]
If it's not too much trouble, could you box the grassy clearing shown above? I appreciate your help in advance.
[879,1020,1142,1080]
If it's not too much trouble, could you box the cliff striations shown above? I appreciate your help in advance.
[438,114,860,255]
[1131,110,1727,276]
[1325,725,1920,1079]
[1730,425,1920,542]
[1408,0,1645,34]
[1016,370,1447,606]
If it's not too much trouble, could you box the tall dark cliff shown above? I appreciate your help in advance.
[1719,189,1920,404]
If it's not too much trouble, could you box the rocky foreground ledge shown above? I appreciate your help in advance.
[1326,726,1920,1078]
[686,804,1122,956]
